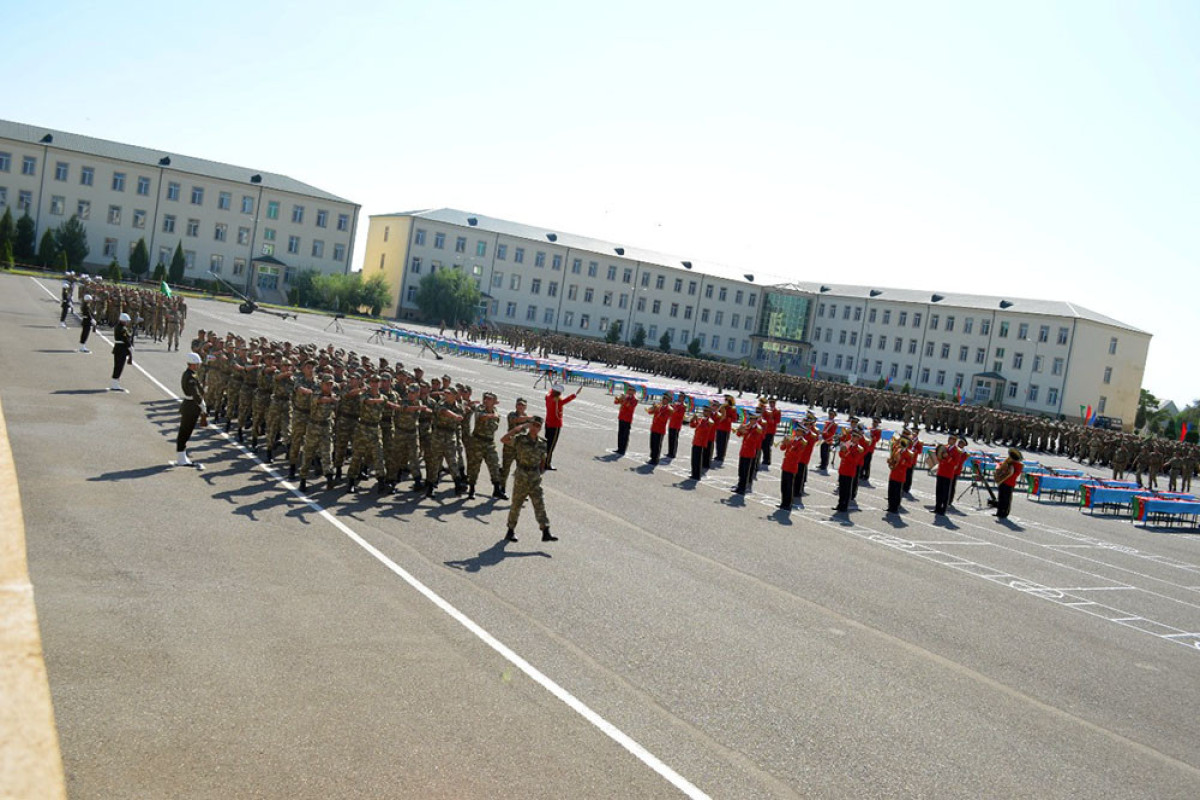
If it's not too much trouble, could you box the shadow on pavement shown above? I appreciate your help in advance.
[51,389,110,395]
[88,464,173,481]
[445,539,551,572]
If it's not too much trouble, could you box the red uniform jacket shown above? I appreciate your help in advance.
[544,391,575,429]
[616,394,638,423]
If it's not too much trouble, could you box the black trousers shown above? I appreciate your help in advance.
[704,439,714,468]
[736,455,754,492]
[690,444,703,479]
[795,463,808,496]
[649,431,663,463]
[836,474,853,512]
[887,479,903,513]
[780,469,796,508]
[715,430,731,461]
[760,433,774,465]
[996,483,1014,518]
[667,428,680,458]
[544,426,561,465]
[903,466,915,493]
[860,451,873,480]
[80,318,92,345]
[934,474,953,514]
[819,442,831,470]
[177,401,201,452]
[112,345,130,380]
[616,420,631,454]
[60,302,70,322]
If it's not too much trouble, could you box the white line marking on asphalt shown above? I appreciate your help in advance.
[31,277,711,800]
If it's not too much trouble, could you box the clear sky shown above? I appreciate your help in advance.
[8,0,1198,407]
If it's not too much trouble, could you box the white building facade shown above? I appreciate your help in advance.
[0,119,359,299]
[363,209,1149,429]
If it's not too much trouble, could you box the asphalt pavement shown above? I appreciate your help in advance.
[5,273,1200,799]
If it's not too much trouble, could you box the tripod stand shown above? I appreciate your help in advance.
[367,328,386,345]
[957,461,998,508]
[533,369,553,390]
[418,340,443,361]
[325,316,345,334]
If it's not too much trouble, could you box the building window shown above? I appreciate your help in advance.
[284,234,298,254]
[1007,382,1019,399]
[531,278,542,295]
[839,330,847,345]
[476,241,487,258]
[1098,395,1108,413]
[291,205,304,224]
[625,268,635,284]
[107,205,121,225]
[999,321,1009,338]
[333,244,346,261]
[552,253,562,270]
[714,310,723,325]
[1052,357,1064,376]
[930,314,939,331]
[963,317,973,334]
[700,307,708,322]
[266,200,279,219]
[853,306,862,322]
[882,309,891,325]
[544,308,555,324]
[312,240,325,258]
[433,232,445,249]
[1017,322,1029,340]
[406,285,417,303]
[704,284,713,299]
[213,191,230,211]
[510,274,521,291]
[945,316,955,332]
[1013,352,1024,369]
[548,282,559,298]
[1057,327,1069,345]
[526,305,537,321]
[864,333,873,349]
[101,237,118,258]
[136,176,151,196]
[191,186,204,205]
[79,166,94,186]
[868,308,877,324]
[580,314,590,330]
[587,288,596,304]
[669,302,678,317]
[1103,366,1112,384]
[920,368,930,384]
[492,271,503,287]
[109,171,126,191]
[455,236,467,254]
[232,257,246,276]
[1108,337,1118,355]
[938,343,949,359]
[17,190,32,212]
[410,256,422,273]
[562,311,574,327]
[54,162,68,181]
[241,195,253,214]
[912,313,922,328]
[904,365,913,381]
[162,215,176,233]
[49,196,65,216]
[975,347,986,364]
[588,261,598,278]
[214,223,227,241]
[514,247,524,263]
[314,209,328,228]
[132,209,146,229]
[505,302,516,318]
[909,339,917,355]
[936,370,946,386]
[569,285,579,301]
[1033,355,1043,372]
[235,226,249,245]
[532,250,545,267]
[184,250,195,270]
[1047,387,1059,406]
[336,214,350,232]
[22,156,37,176]
[0,152,10,172]
[924,341,934,357]
[210,254,223,274]
[186,218,200,237]
[891,337,900,352]
[76,200,90,219]
[719,287,728,302]
[1028,385,1039,403]
[897,311,907,326]
[572,258,582,274]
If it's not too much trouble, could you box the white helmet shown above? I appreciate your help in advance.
[119,312,131,322]
[84,294,93,302]
[186,352,202,365]
[62,281,70,287]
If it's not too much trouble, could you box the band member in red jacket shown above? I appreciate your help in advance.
[543,382,579,470]
[667,393,688,459]
[689,406,715,480]
[714,395,738,462]
[903,427,923,494]
[834,428,865,513]
[992,448,1025,519]
[819,409,838,471]
[613,385,639,455]
[646,393,673,465]
[733,416,764,495]
[778,418,819,510]
[759,397,781,468]
[886,435,918,514]
[933,436,965,515]
[860,417,883,481]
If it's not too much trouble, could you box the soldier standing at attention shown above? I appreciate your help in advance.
[542,383,578,471]
[78,293,94,353]
[110,312,134,392]
[613,385,639,455]
[666,393,688,459]
[287,360,318,480]
[501,415,557,543]
[59,280,72,327]
[175,352,206,467]
[466,391,505,499]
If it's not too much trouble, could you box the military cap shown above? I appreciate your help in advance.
[528,415,544,425]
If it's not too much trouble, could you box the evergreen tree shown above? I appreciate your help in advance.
[605,320,623,344]
[152,263,167,282]
[630,325,646,348]
[105,260,122,281]
[168,242,186,284]
[55,215,90,268]
[658,332,672,352]
[1,239,13,270]
[0,207,13,252]
[37,228,59,268]
[413,268,480,323]
[129,238,150,279]
[360,273,391,316]
[14,212,36,260]
[687,337,702,357]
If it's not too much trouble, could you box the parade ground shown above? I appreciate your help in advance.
[4,273,1200,799]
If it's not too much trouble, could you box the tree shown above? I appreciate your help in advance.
[687,337,702,357]
[630,324,646,348]
[1,239,12,270]
[360,273,391,316]
[291,269,320,307]
[151,262,166,282]
[129,238,150,279]
[0,207,13,253]
[605,320,623,344]
[659,332,673,352]
[1164,418,1178,441]
[56,215,90,268]
[413,268,480,324]
[900,382,911,394]
[13,212,36,261]
[168,242,186,284]
[875,377,886,390]
[37,228,59,268]
[105,260,122,281]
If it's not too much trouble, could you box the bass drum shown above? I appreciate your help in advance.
[238,301,256,315]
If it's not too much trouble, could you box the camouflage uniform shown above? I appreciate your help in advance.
[466,404,503,495]
[332,380,362,478]
[265,367,293,458]
[288,371,317,471]
[347,392,387,488]
[391,390,423,486]
[425,396,464,492]
[300,381,337,486]
[507,433,549,532]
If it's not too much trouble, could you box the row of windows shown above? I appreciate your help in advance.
[0,154,350,230]
[817,302,1081,348]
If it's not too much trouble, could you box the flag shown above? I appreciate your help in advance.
[885,375,893,387]
[810,365,817,379]
[1181,423,1190,442]
[160,280,173,298]
[1083,404,1093,426]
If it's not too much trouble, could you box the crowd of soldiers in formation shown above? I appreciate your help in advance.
[465,326,1199,493]
[186,330,560,542]
[59,273,189,351]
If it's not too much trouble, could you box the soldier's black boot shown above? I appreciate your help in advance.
[299,476,307,492]
[541,527,558,542]
[348,478,358,494]
[325,473,335,491]
[225,419,232,432]
[237,426,244,443]
[251,434,259,451]
[468,483,476,499]
[377,480,387,495]
[265,446,273,462]
[424,482,435,498]
[335,466,343,483]
[504,528,518,542]
[494,483,509,500]
[288,463,296,480]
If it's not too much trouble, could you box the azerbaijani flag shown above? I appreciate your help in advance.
[810,365,817,379]
[885,375,893,387]
[160,280,173,298]
[1181,423,1190,442]
[1081,404,1094,426]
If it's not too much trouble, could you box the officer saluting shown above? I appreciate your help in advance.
[175,352,206,467]
[500,415,557,543]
